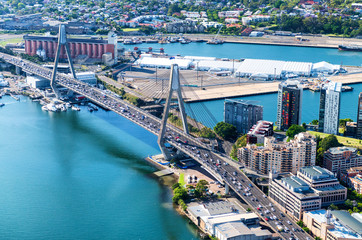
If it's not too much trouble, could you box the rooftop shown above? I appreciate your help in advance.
[206,212,259,226]
[306,210,362,239]
[225,99,262,107]
[328,146,357,155]
[299,166,336,182]
[188,201,236,218]
[280,176,317,197]
[215,222,271,238]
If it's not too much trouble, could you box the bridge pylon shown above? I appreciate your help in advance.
[50,24,77,97]
[158,64,189,161]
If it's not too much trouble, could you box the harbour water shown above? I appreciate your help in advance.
[120,42,362,66]
[187,83,362,128]
[0,96,198,240]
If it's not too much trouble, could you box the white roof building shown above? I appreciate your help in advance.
[194,60,242,72]
[215,222,272,240]
[235,59,285,79]
[136,56,192,69]
[235,59,313,80]
[312,61,340,73]
[75,72,97,85]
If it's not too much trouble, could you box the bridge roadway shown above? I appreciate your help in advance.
[1,52,312,240]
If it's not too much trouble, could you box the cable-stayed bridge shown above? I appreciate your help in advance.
[0,27,312,240]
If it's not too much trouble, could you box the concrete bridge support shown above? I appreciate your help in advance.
[50,24,77,98]
[224,183,230,195]
[15,66,21,75]
[157,64,189,161]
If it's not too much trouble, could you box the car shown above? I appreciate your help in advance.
[257,207,261,211]
[264,217,269,221]
[233,171,237,176]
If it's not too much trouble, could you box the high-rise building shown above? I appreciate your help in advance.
[356,93,362,139]
[224,99,263,134]
[318,82,341,135]
[276,80,302,131]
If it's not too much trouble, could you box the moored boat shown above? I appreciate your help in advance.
[338,44,362,52]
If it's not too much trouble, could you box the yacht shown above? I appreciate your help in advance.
[71,106,80,111]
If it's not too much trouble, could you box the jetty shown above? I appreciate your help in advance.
[154,169,173,177]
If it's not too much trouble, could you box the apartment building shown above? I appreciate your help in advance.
[276,80,303,131]
[224,99,263,134]
[324,147,362,177]
[246,120,274,145]
[238,132,316,174]
[318,82,341,135]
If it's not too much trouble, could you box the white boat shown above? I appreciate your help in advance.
[0,103,4,107]
[65,103,71,108]
[41,105,48,111]
[60,105,67,112]
[71,106,80,111]
[46,104,57,112]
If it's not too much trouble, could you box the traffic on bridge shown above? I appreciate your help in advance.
[0,52,313,240]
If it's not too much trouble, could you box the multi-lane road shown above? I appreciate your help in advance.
[0,52,312,240]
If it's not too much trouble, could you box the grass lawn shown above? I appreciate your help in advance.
[178,173,186,187]
[308,131,362,149]
[0,37,23,47]
[122,28,140,32]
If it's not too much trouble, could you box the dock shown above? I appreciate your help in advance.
[153,169,174,177]
[10,93,19,101]
[184,72,362,102]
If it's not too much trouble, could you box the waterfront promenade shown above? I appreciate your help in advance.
[184,72,362,102]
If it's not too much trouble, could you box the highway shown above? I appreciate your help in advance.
[0,52,312,240]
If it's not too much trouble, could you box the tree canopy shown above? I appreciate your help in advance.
[214,122,237,140]
[319,135,342,151]
[286,124,306,139]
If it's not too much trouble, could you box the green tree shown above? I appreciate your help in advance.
[297,220,304,227]
[172,187,188,203]
[320,135,342,151]
[230,135,247,160]
[199,127,216,139]
[286,124,306,139]
[329,203,339,210]
[340,118,353,129]
[195,179,209,197]
[214,122,237,140]
[311,119,319,125]
[172,183,181,190]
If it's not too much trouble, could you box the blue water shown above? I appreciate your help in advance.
[187,83,362,128]
[0,96,198,240]
[120,42,362,66]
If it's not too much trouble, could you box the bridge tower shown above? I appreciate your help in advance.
[158,64,188,160]
[50,24,77,97]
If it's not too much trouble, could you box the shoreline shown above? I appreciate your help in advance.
[183,72,362,103]
[121,33,362,49]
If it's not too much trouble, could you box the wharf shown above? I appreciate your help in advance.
[154,169,173,177]
[184,72,362,102]
[121,34,362,49]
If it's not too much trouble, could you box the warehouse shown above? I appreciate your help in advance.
[135,56,192,69]
[235,59,285,80]
[235,59,313,80]
[194,60,242,72]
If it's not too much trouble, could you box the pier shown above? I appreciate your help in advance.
[183,72,362,102]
